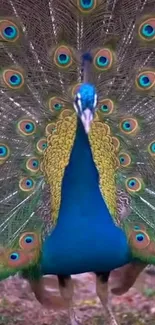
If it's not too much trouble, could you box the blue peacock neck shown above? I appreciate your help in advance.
[57,117,116,225]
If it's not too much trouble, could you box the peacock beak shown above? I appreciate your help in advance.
[81,108,93,134]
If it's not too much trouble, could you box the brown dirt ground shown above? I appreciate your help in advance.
[0,270,155,325]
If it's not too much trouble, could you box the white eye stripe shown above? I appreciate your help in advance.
[73,102,78,113]
[74,94,82,113]
[77,92,81,99]
[78,99,82,112]
[93,93,97,108]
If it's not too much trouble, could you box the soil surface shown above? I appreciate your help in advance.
[0,269,155,325]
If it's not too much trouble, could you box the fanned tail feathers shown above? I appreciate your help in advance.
[1,0,155,279]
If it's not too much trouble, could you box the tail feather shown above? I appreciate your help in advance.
[1,0,155,279]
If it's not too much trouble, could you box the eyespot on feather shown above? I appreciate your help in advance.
[99,99,114,115]
[77,0,97,13]
[17,119,36,136]
[48,96,64,113]
[0,20,20,42]
[36,137,47,154]
[26,157,40,173]
[120,118,139,135]
[53,45,73,69]
[135,71,155,90]
[6,250,29,268]
[111,137,120,152]
[19,177,35,192]
[129,230,150,250]
[138,18,155,41]
[0,143,10,164]
[45,123,56,136]
[132,223,146,231]
[148,140,155,157]
[93,48,114,71]
[19,232,40,251]
[125,177,144,194]
[2,68,24,89]
[118,152,132,167]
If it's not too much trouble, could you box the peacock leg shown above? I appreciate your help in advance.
[21,270,51,307]
[111,261,147,295]
[58,275,81,325]
[28,277,46,304]
[96,272,119,325]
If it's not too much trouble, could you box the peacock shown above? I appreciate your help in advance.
[1,0,155,324]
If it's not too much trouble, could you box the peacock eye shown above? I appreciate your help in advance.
[80,0,94,9]
[4,26,17,38]
[120,118,138,135]
[101,104,108,111]
[134,225,140,230]
[77,0,97,13]
[9,73,22,86]
[7,249,30,268]
[136,233,145,242]
[129,229,150,250]
[19,232,40,250]
[2,69,24,89]
[25,123,34,132]
[142,24,155,37]
[48,96,64,113]
[139,75,151,87]
[150,142,155,152]
[58,53,70,65]
[94,48,113,71]
[17,119,36,136]
[123,121,131,130]
[19,177,35,192]
[10,252,19,260]
[97,56,109,67]
[0,146,7,156]
[26,157,40,173]
[148,140,155,157]
[36,137,47,154]
[0,20,20,42]
[136,71,155,90]
[54,103,62,110]
[99,99,114,115]
[53,45,73,69]
[25,236,33,243]
[125,177,143,194]
[138,18,155,41]
[118,153,131,167]
[0,143,10,163]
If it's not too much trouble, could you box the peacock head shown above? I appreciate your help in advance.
[74,83,97,133]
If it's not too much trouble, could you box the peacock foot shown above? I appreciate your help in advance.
[103,306,119,325]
